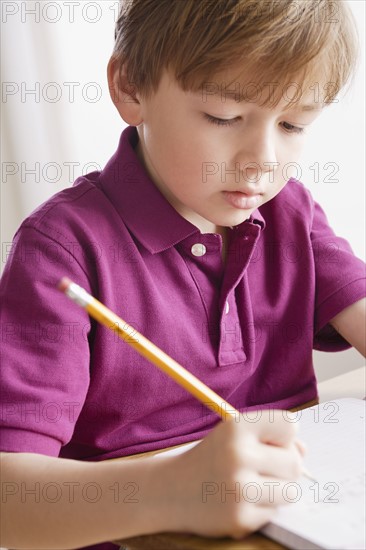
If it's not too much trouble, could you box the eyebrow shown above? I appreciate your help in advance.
[295,104,324,112]
[198,90,324,111]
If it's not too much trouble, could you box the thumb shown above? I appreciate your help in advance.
[294,438,307,457]
[256,409,300,447]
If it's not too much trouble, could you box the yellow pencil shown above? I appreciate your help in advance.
[58,277,237,421]
[58,277,316,481]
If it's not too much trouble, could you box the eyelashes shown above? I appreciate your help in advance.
[203,113,240,127]
[281,121,305,135]
[203,113,305,134]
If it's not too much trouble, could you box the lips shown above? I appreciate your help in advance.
[222,190,262,210]
[233,188,264,196]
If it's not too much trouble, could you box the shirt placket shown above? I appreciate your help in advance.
[218,223,262,366]
[177,223,262,368]
[176,233,224,350]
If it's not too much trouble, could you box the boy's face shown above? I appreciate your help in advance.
[134,68,323,234]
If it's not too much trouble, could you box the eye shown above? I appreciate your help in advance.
[281,121,305,135]
[204,113,240,127]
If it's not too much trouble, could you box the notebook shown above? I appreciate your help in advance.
[260,398,366,550]
[154,398,366,550]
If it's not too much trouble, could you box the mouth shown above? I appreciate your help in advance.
[222,190,263,210]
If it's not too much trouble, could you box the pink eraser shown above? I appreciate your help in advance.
[58,276,72,292]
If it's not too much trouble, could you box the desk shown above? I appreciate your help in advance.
[117,532,284,549]
[115,367,365,550]
[317,366,365,402]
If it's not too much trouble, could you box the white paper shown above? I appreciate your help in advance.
[261,398,366,549]
[154,398,366,549]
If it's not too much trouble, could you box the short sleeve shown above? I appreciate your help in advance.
[311,201,366,351]
[0,225,93,456]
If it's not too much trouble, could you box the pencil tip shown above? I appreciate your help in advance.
[58,277,71,292]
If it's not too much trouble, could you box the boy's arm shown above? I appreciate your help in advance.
[0,412,304,548]
[329,297,366,357]
[0,450,165,549]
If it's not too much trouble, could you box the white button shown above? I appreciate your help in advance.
[225,301,230,314]
[191,243,206,257]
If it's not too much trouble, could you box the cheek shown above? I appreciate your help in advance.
[145,135,201,199]
[164,136,210,184]
[275,142,303,182]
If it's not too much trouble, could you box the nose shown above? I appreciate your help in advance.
[236,124,278,181]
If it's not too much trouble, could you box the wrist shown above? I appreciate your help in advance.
[137,453,186,535]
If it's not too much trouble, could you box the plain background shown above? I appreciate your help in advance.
[1,0,365,381]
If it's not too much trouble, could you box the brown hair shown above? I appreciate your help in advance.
[112,0,359,106]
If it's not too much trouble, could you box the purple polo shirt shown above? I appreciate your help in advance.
[1,126,365,548]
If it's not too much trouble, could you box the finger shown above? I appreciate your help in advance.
[256,443,303,480]
[242,409,300,448]
[235,472,303,508]
[233,435,303,480]
[294,438,307,457]
[234,504,276,538]
[257,475,304,507]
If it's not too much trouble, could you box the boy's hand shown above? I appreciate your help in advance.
[159,410,304,540]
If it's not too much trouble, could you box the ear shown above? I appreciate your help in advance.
[107,57,143,125]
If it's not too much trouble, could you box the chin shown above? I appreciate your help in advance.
[221,211,254,227]
[199,207,255,230]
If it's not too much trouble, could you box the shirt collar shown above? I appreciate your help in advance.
[245,210,266,230]
[99,126,265,254]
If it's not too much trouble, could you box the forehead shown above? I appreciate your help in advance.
[195,86,324,112]
[190,63,329,111]
[157,67,326,113]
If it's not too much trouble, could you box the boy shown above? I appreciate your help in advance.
[1,0,365,548]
